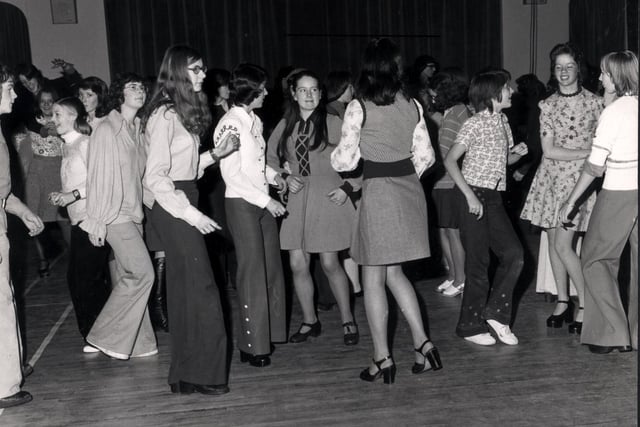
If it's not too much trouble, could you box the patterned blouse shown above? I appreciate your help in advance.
[456,110,514,191]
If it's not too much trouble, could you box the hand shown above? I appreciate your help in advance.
[194,215,221,235]
[286,175,304,194]
[558,201,575,225]
[513,170,525,182]
[466,193,484,219]
[21,211,44,236]
[266,199,287,218]
[274,174,288,195]
[89,233,106,247]
[49,191,74,207]
[35,115,48,126]
[51,58,74,71]
[510,142,528,157]
[327,188,347,205]
[215,133,240,159]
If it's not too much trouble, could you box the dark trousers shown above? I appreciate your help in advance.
[67,224,110,338]
[147,181,228,386]
[225,198,286,355]
[455,187,524,337]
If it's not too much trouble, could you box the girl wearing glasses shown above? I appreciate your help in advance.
[267,69,359,346]
[80,73,157,360]
[143,45,238,395]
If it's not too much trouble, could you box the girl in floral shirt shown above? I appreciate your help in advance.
[444,69,528,347]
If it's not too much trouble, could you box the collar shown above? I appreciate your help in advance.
[106,109,139,137]
[61,130,83,143]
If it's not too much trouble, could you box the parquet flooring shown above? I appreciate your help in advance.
[0,226,636,427]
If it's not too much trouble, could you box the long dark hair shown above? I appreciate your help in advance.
[547,42,585,92]
[55,97,92,136]
[355,38,407,105]
[77,76,110,118]
[277,70,330,162]
[141,45,211,135]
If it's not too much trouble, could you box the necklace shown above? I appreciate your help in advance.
[558,88,582,97]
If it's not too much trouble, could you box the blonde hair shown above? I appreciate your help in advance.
[601,50,639,96]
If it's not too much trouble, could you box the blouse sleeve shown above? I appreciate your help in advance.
[411,100,435,177]
[75,137,89,198]
[585,106,616,176]
[538,99,554,139]
[79,122,124,239]
[331,99,363,172]
[144,108,205,227]
[266,119,286,173]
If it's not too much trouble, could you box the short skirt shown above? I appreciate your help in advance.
[25,155,63,222]
[432,188,461,229]
[351,173,430,265]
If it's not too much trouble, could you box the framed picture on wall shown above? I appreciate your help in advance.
[51,0,77,24]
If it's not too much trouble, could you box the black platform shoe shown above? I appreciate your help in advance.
[239,351,271,367]
[568,306,584,334]
[412,339,443,374]
[343,321,359,346]
[360,355,396,384]
[0,391,32,408]
[289,320,321,343]
[587,344,632,354]
[170,381,229,395]
[546,300,573,328]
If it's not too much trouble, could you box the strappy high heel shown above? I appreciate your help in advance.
[342,321,359,346]
[289,320,321,343]
[412,339,443,374]
[568,306,584,334]
[360,355,396,384]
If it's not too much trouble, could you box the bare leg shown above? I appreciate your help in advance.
[289,249,317,329]
[362,265,393,372]
[343,255,361,294]
[554,227,585,322]
[445,228,466,285]
[547,228,571,315]
[319,252,354,326]
[385,265,432,364]
[439,229,454,281]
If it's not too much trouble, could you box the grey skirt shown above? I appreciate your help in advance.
[351,173,430,265]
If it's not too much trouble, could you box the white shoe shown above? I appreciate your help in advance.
[437,279,454,293]
[82,344,99,353]
[487,319,519,345]
[85,340,129,360]
[464,333,496,346]
[443,283,464,297]
[131,349,159,358]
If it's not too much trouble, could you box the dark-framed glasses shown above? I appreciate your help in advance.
[188,65,208,75]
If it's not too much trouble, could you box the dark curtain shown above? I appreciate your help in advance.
[104,0,501,82]
[569,0,638,68]
[0,2,31,67]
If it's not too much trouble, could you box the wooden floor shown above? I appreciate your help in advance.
[0,228,636,427]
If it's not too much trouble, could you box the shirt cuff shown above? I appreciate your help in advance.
[182,205,205,228]
[79,218,106,240]
[339,181,354,195]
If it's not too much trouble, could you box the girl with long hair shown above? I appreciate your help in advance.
[142,45,238,395]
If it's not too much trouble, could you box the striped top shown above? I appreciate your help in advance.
[586,95,638,190]
[433,104,472,189]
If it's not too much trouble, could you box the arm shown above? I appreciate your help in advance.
[198,132,240,175]
[5,193,44,236]
[79,123,124,244]
[443,122,484,219]
[331,99,362,172]
[411,100,435,177]
[144,108,217,232]
[51,138,89,207]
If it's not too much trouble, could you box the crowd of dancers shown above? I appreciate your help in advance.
[0,38,637,408]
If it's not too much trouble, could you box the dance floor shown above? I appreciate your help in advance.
[0,225,636,426]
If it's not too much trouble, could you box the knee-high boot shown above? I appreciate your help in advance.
[149,256,169,332]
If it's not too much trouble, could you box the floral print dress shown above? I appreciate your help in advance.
[520,90,603,231]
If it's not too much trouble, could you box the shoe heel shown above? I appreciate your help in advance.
[311,322,322,337]
[382,364,396,384]
[425,347,443,371]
